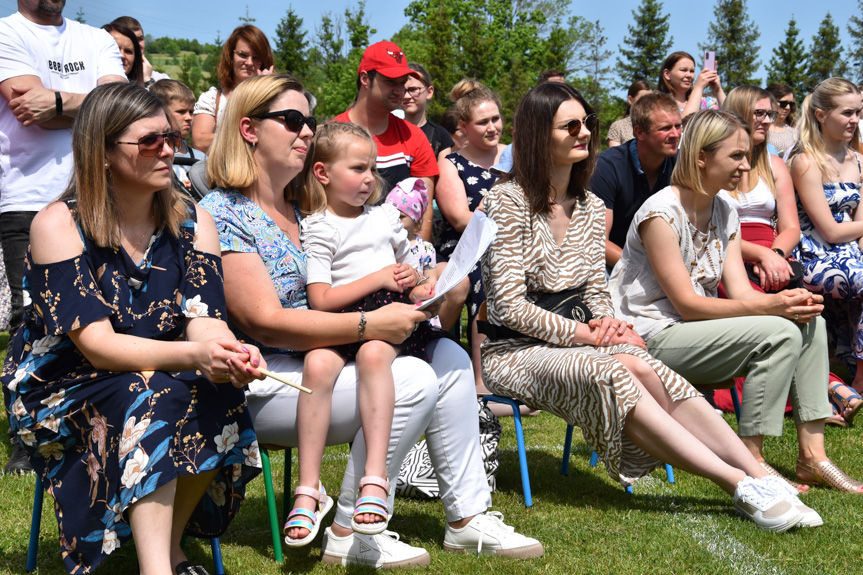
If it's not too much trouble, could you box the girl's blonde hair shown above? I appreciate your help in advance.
[297,122,382,215]
[207,74,306,190]
[789,78,863,180]
[672,109,750,196]
[59,82,188,248]
[722,85,776,198]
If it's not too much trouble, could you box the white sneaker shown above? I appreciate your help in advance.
[443,511,544,558]
[733,476,803,532]
[758,475,823,527]
[320,527,430,569]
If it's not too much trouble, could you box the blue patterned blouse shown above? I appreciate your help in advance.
[200,189,307,354]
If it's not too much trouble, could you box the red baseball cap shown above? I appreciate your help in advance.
[358,41,421,79]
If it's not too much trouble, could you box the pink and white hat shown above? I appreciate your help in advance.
[385,178,428,224]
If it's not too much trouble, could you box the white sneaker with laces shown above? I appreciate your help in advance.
[733,476,803,532]
[443,511,544,558]
[758,475,823,527]
[320,527,430,569]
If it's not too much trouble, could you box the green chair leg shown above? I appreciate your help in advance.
[283,448,292,523]
[260,447,284,563]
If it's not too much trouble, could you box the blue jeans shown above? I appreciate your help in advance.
[0,210,37,335]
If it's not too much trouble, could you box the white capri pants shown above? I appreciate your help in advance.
[247,338,492,527]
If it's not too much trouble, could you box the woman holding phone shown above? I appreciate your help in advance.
[657,51,725,119]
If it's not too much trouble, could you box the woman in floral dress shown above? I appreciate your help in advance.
[1,82,265,575]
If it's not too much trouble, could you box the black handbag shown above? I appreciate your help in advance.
[478,288,593,340]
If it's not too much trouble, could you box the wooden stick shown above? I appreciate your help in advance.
[256,366,313,394]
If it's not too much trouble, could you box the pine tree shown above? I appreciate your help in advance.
[273,7,309,78]
[699,0,760,88]
[238,4,255,24]
[74,7,85,24]
[807,12,848,89]
[575,21,613,111]
[766,15,808,95]
[848,1,863,83]
[615,0,673,90]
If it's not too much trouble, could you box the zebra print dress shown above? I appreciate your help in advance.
[480,180,698,485]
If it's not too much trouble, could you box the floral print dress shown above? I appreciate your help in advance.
[435,153,498,329]
[794,160,863,367]
[1,201,260,574]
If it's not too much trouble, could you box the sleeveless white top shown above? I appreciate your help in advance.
[717,177,774,226]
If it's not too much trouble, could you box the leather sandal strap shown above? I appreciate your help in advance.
[359,476,391,494]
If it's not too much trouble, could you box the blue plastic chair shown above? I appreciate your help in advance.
[27,474,225,574]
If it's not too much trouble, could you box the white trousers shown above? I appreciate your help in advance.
[248,338,492,527]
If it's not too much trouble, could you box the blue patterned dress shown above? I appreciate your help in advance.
[794,161,863,365]
[1,201,260,574]
[435,153,498,328]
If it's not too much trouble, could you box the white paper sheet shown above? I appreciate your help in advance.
[416,210,498,311]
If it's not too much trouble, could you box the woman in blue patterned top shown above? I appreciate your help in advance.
[200,74,543,568]
[1,83,266,575]
[791,78,863,434]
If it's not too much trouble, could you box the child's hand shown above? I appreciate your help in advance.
[409,281,436,303]
[394,263,418,289]
[376,265,404,292]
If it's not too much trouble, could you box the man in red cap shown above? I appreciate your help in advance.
[334,40,439,240]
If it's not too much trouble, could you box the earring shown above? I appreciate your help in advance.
[104,162,109,168]
[251,141,257,151]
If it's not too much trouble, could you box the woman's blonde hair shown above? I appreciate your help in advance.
[206,74,306,191]
[722,85,776,198]
[789,78,863,180]
[449,78,501,124]
[672,109,750,196]
[297,122,382,215]
[59,82,188,248]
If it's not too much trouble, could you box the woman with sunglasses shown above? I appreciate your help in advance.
[435,79,507,397]
[791,78,863,433]
[482,86,816,530]
[1,82,266,575]
[198,74,542,568]
[767,83,798,158]
[611,107,860,496]
[192,24,274,154]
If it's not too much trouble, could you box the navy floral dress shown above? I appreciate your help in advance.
[1,201,260,574]
[794,155,863,370]
[435,153,498,329]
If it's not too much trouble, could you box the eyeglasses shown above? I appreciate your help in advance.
[405,86,427,97]
[254,109,317,134]
[115,131,182,156]
[754,109,779,123]
[233,50,262,66]
[562,114,598,136]
[777,100,797,111]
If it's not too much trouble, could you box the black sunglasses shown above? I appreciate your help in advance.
[563,114,598,137]
[115,130,182,156]
[254,109,317,134]
[777,100,797,111]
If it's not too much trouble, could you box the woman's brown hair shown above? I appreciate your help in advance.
[218,25,274,92]
[504,83,598,216]
[59,83,188,248]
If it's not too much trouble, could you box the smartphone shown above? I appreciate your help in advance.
[703,51,716,71]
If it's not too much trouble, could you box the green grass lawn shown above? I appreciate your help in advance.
[2,329,863,574]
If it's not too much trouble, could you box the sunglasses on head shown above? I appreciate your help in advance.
[563,114,598,137]
[754,109,778,123]
[777,100,797,111]
[254,109,317,134]
[115,131,182,156]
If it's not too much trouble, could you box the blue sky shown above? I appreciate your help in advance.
[2,0,858,91]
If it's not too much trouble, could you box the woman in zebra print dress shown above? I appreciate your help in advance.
[481,84,816,529]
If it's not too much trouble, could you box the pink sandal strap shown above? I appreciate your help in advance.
[294,484,326,504]
[358,476,391,495]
